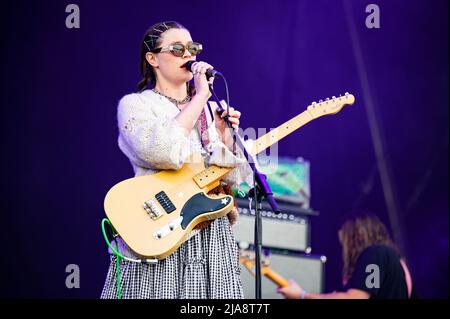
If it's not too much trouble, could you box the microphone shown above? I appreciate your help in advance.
[183,60,222,79]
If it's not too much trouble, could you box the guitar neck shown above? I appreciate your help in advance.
[193,110,314,189]
[193,94,354,189]
[262,268,289,288]
[241,257,289,288]
[249,110,314,157]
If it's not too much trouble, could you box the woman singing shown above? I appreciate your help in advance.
[101,21,252,299]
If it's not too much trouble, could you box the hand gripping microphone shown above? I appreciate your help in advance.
[183,60,222,79]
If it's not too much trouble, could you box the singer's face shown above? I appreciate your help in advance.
[154,28,196,84]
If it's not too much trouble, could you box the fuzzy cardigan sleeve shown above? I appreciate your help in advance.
[117,93,192,170]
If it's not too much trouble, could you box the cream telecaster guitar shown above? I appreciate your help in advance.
[104,93,355,260]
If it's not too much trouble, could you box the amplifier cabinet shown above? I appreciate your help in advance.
[234,198,316,252]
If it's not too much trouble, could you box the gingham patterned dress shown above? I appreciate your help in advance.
[100,90,252,299]
[101,216,243,299]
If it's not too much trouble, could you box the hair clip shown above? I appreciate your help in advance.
[144,34,159,50]
[143,41,152,51]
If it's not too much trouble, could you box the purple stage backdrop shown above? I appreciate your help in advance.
[0,0,448,298]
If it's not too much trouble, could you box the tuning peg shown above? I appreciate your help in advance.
[332,96,336,99]
[312,101,316,106]
[345,92,349,96]
[319,99,323,103]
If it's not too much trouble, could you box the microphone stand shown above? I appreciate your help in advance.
[208,82,281,299]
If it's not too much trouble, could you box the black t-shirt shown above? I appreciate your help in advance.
[343,244,416,299]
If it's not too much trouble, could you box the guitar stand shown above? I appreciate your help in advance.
[209,83,281,299]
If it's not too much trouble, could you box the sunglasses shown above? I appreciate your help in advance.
[151,42,203,57]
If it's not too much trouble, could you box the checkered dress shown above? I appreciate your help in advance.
[100,216,244,299]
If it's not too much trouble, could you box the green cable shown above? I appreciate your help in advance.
[101,218,123,299]
[115,240,122,299]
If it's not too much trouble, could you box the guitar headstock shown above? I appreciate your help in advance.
[239,249,289,288]
[306,92,355,119]
[239,250,270,273]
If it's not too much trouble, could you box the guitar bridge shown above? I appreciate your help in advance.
[143,200,163,220]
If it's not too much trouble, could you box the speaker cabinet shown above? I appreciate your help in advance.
[234,198,318,252]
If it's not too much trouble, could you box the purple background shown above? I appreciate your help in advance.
[1,0,447,298]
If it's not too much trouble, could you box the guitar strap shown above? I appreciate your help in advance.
[193,102,238,230]
[197,103,215,149]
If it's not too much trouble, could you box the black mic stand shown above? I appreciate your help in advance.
[208,82,281,299]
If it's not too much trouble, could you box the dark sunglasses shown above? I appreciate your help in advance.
[151,42,203,57]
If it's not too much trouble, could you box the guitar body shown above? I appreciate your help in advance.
[104,154,234,260]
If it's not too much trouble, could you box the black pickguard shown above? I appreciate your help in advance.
[180,192,232,229]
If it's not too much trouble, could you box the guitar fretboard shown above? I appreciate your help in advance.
[250,110,314,157]
[193,94,354,188]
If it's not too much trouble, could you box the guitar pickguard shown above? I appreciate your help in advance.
[180,192,233,229]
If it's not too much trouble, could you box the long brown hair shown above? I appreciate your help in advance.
[339,212,396,283]
[137,21,195,95]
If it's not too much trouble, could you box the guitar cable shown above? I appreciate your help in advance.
[209,72,238,154]
[101,218,159,299]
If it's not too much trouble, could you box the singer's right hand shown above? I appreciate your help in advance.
[191,61,214,99]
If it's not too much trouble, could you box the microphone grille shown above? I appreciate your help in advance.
[184,60,196,71]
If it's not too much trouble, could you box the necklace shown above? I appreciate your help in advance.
[152,88,191,109]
